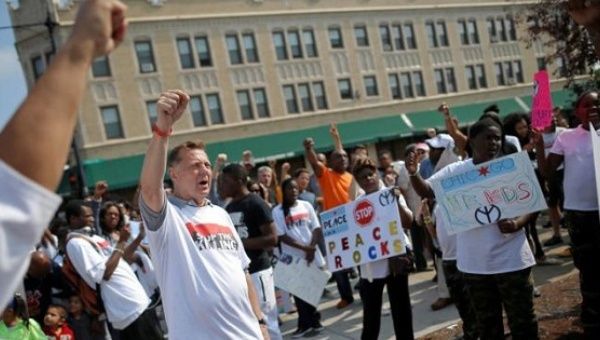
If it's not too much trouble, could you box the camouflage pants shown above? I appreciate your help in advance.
[463,267,538,340]
[565,210,600,339]
[442,260,479,340]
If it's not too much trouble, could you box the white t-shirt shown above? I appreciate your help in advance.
[428,160,536,274]
[0,159,62,309]
[66,233,150,329]
[505,135,522,152]
[394,160,422,215]
[434,206,456,261]
[130,250,159,298]
[140,195,262,340]
[543,127,566,171]
[357,189,412,280]
[550,125,599,211]
[273,199,325,267]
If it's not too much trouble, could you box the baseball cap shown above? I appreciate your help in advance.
[425,133,454,149]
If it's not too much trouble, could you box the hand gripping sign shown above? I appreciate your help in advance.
[320,189,407,273]
[430,151,547,235]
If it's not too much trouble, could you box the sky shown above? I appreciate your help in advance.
[0,1,28,131]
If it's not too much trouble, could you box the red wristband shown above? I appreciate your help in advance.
[152,123,172,138]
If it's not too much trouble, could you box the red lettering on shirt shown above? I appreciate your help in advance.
[185,223,233,237]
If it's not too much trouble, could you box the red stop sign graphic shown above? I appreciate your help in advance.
[354,200,375,226]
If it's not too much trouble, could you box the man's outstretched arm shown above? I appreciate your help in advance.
[0,0,127,191]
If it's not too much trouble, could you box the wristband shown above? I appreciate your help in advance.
[152,123,172,138]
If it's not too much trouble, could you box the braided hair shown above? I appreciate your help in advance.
[280,178,296,225]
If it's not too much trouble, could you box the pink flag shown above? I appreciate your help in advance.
[531,70,554,130]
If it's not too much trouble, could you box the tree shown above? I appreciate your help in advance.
[522,0,599,96]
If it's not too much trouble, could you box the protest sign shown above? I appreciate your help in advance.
[273,253,331,307]
[590,123,600,220]
[430,152,547,235]
[531,70,554,130]
[320,189,407,273]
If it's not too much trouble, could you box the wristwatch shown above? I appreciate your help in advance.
[258,318,267,326]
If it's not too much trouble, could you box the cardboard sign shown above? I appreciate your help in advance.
[430,152,547,235]
[273,253,331,307]
[531,70,554,129]
[590,123,600,220]
[320,189,407,273]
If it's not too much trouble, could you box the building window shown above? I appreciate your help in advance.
[146,100,158,125]
[226,34,243,65]
[434,68,457,94]
[380,25,393,51]
[195,36,213,67]
[466,65,487,90]
[283,85,299,114]
[459,19,480,45]
[389,74,401,99]
[254,88,270,118]
[237,90,253,120]
[312,81,327,110]
[100,106,124,139]
[513,60,524,83]
[364,76,378,97]
[425,21,437,48]
[466,66,476,90]
[31,56,45,80]
[391,24,404,50]
[190,96,207,127]
[476,64,487,88]
[242,33,259,63]
[494,61,523,85]
[273,32,288,61]
[503,61,514,83]
[303,29,318,57]
[437,21,449,47]
[92,56,111,77]
[338,78,353,100]
[488,16,517,43]
[400,72,413,98]
[177,37,195,69]
[495,62,505,85]
[354,25,369,47]
[134,41,156,73]
[288,30,303,59]
[458,20,469,45]
[426,20,448,48]
[403,23,417,49]
[298,83,314,111]
[206,94,224,124]
[413,71,426,96]
[328,27,344,49]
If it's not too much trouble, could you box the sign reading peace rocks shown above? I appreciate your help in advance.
[320,189,407,273]
[430,152,547,235]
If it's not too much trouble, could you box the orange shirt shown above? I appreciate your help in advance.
[316,163,353,211]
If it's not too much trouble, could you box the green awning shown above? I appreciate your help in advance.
[59,114,411,193]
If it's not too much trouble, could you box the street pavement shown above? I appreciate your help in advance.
[279,227,576,339]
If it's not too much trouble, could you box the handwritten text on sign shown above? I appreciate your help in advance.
[274,254,331,308]
[430,152,547,235]
[531,70,554,129]
[320,189,407,272]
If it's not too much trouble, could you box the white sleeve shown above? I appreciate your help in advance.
[0,159,62,309]
[66,238,107,287]
[272,206,286,236]
[306,201,321,230]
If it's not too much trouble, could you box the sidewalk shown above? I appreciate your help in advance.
[279,228,575,339]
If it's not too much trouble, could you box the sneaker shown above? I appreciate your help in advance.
[292,327,313,338]
[303,329,322,337]
[312,322,324,332]
[430,297,453,311]
[543,235,563,247]
[336,299,353,309]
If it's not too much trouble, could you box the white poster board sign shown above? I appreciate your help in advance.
[430,152,548,235]
[273,253,331,307]
[320,189,407,273]
[590,123,600,220]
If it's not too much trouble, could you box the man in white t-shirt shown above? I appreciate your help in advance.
[0,0,128,309]
[64,200,162,338]
[541,91,600,338]
[139,90,266,340]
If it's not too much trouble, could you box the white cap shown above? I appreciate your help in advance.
[425,133,454,149]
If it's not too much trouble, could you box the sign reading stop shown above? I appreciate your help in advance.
[353,200,375,226]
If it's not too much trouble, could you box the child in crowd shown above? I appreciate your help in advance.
[0,294,46,340]
[43,304,74,340]
[68,294,104,340]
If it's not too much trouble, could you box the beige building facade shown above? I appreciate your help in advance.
[9,0,570,190]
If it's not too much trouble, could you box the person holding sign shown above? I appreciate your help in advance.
[406,118,538,340]
[537,91,600,338]
[353,158,414,340]
[273,178,325,338]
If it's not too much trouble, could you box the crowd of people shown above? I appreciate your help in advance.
[1,0,600,340]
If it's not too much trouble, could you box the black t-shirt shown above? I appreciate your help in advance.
[226,193,273,274]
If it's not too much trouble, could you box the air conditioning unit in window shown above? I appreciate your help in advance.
[506,77,516,86]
